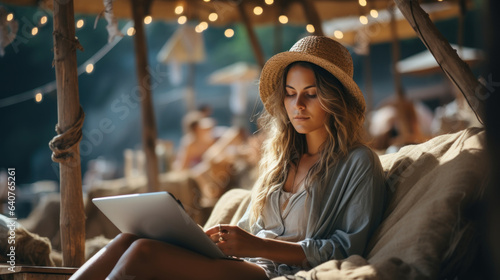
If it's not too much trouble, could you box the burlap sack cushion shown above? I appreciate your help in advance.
[365,127,486,279]
[206,127,486,280]
[203,188,251,230]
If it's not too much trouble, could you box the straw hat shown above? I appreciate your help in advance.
[259,36,365,114]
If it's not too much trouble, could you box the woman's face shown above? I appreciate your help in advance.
[284,64,328,137]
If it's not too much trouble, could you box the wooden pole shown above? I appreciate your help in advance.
[389,5,403,100]
[237,3,265,69]
[363,52,373,112]
[131,0,160,192]
[51,0,85,267]
[298,0,324,36]
[389,4,422,145]
[186,63,197,112]
[393,0,486,124]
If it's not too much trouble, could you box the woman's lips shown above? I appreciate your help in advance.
[294,116,309,121]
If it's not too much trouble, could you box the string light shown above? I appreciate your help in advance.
[177,15,187,25]
[359,15,368,25]
[6,13,13,22]
[144,15,152,24]
[253,6,263,15]
[265,0,274,4]
[76,19,84,29]
[40,16,48,25]
[195,25,203,33]
[208,13,218,22]
[175,5,184,15]
[359,0,367,7]
[306,24,315,33]
[127,27,135,36]
[85,64,94,74]
[370,9,379,18]
[199,21,208,31]
[35,92,42,103]
[203,0,210,2]
[334,30,344,39]
[0,21,134,108]
[278,15,288,24]
[224,28,234,38]
[31,27,38,36]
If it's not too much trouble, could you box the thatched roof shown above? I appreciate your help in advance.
[2,0,463,26]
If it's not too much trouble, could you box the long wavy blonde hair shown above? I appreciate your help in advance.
[249,61,366,226]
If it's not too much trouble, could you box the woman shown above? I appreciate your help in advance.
[69,36,385,280]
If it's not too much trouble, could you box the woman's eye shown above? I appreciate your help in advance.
[285,91,296,97]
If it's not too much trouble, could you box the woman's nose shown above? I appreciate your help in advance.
[294,95,305,110]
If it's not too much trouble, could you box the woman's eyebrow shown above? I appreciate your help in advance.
[285,85,316,90]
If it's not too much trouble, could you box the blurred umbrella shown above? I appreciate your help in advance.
[157,25,206,111]
[207,62,259,127]
[208,62,259,85]
[396,44,485,75]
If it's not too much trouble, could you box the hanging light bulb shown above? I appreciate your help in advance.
[178,15,187,24]
[199,21,208,30]
[144,15,152,24]
[224,28,234,38]
[86,64,94,74]
[31,27,38,36]
[175,5,184,15]
[253,6,263,15]
[278,15,288,24]
[334,30,344,39]
[359,0,367,7]
[76,19,84,29]
[370,9,379,18]
[35,92,43,103]
[208,12,218,22]
[359,15,368,25]
[40,16,48,25]
[265,0,274,5]
[306,24,315,33]
[127,27,135,36]
[6,13,13,22]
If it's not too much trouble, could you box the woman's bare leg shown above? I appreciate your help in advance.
[70,233,140,280]
[108,238,268,280]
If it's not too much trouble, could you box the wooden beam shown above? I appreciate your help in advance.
[389,4,403,99]
[298,0,324,36]
[51,0,85,267]
[131,0,160,192]
[393,0,486,124]
[237,3,265,69]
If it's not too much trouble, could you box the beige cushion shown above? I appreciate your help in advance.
[366,127,486,279]
[203,188,251,230]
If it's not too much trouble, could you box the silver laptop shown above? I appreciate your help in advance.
[92,191,227,259]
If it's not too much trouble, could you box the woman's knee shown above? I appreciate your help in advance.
[125,239,156,262]
[110,233,140,250]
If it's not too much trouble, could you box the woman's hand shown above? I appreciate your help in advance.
[205,225,263,258]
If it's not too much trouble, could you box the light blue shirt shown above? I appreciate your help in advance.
[237,145,386,278]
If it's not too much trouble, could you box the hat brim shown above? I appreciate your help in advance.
[259,51,365,114]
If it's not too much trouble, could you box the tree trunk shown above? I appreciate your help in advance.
[131,0,160,192]
[51,0,85,267]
